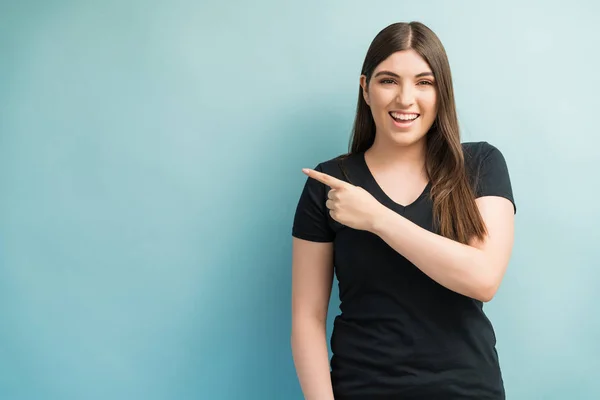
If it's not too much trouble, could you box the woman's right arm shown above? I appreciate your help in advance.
[291,237,335,400]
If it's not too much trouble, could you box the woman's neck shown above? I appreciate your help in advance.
[364,136,428,177]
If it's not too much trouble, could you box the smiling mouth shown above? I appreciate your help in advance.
[389,112,420,122]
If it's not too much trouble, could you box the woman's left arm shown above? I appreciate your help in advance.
[303,143,515,303]
[369,196,515,302]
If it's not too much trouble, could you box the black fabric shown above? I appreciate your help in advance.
[291,141,515,399]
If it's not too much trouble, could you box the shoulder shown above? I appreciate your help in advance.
[462,141,510,178]
[292,153,359,242]
[462,141,502,165]
[312,152,363,185]
[462,141,516,212]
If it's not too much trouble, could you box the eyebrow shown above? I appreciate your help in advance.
[373,70,434,79]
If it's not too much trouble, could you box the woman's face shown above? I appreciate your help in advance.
[360,49,438,148]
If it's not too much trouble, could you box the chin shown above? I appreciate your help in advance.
[388,130,428,147]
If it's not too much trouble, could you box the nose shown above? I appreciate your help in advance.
[396,83,415,107]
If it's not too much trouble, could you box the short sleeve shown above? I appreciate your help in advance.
[475,143,517,214]
[291,163,335,242]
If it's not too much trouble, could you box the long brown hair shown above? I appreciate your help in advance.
[344,21,486,244]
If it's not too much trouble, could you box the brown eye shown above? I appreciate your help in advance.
[380,79,396,84]
[418,80,434,85]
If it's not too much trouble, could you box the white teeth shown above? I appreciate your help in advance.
[390,112,418,121]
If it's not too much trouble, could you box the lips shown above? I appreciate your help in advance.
[389,112,420,122]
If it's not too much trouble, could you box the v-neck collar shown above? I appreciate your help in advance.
[358,151,431,213]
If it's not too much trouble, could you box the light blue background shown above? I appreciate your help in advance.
[1,1,599,399]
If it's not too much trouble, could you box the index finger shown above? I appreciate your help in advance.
[302,168,349,189]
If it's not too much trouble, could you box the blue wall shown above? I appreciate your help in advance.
[1,1,599,399]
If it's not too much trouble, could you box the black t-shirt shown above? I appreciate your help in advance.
[292,141,516,400]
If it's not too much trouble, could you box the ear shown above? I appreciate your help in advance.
[359,75,370,106]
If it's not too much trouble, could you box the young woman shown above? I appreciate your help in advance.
[290,21,516,399]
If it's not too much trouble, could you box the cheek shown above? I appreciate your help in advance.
[419,94,437,117]
[369,88,394,109]
[367,94,389,122]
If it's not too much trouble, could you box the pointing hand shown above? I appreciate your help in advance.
[303,168,385,232]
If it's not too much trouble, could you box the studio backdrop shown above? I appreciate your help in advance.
[1,1,599,399]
